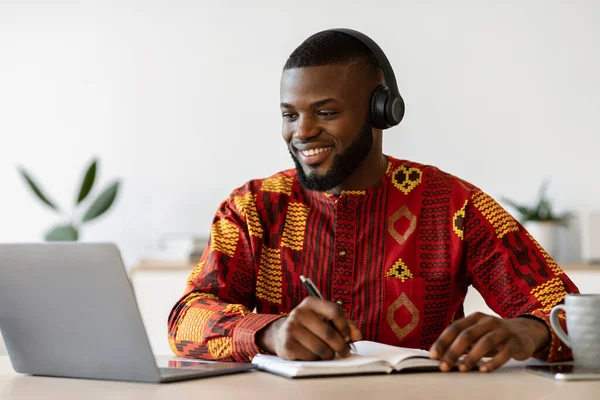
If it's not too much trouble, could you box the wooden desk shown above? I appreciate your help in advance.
[1,356,600,400]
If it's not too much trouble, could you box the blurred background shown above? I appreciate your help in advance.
[1,0,599,354]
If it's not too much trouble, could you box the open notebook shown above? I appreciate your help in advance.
[252,340,440,378]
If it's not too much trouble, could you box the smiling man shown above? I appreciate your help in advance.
[168,29,578,372]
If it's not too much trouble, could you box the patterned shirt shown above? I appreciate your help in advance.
[167,156,578,363]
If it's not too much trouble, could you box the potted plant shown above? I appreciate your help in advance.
[502,179,571,259]
[18,158,121,241]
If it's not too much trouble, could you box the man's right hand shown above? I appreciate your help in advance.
[256,297,362,361]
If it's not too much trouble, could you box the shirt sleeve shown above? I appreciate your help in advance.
[463,189,579,362]
[167,191,283,363]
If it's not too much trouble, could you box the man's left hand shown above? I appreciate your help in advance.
[429,312,550,373]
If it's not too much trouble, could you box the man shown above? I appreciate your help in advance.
[168,30,578,372]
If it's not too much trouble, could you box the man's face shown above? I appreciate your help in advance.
[280,64,375,191]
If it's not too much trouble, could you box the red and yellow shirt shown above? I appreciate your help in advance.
[168,156,578,362]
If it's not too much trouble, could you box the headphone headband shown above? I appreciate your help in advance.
[328,28,401,99]
[317,28,405,129]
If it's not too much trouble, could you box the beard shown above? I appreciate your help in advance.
[290,119,374,192]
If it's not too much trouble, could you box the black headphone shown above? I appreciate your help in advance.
[324,28,405,130]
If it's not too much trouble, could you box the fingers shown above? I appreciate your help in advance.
[274,297,360,360]
[431,313,514,372]
[479,342,512,372]
[287,319,337,360]
[348,320,363,342]
[430,313,544,373]
[277,333,320,361]
[429,312,488,369]
[301,297,352,341]
[293,305,351,358]
[458,331,509,372]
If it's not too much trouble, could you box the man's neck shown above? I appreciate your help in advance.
[326,152,388,195]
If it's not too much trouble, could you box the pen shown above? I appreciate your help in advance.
[299,275,358,353]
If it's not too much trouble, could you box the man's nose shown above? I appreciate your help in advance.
[294,115,320,141]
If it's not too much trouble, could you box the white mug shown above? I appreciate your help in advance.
[550,294,600,369]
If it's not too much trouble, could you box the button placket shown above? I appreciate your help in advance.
[331,195,358,316]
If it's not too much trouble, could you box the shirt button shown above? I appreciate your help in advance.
[338,250,346,257]
[336,299,344,307]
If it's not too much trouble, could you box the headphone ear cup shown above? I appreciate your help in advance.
[370,85,389,130]
[387,95,405,127]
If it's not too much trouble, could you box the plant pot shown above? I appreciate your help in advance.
[524,221,558,259]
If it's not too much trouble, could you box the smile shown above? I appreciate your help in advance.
[298,146,333,166]
[301,147,333,157]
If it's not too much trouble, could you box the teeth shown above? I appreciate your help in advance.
[302,147,331,157]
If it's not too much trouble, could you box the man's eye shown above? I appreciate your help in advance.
[317,111,338,118]
[282,113,298,121]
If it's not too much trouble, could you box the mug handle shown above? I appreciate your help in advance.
[549,304,571,348]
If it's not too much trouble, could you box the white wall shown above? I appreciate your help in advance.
[1,0,599,266]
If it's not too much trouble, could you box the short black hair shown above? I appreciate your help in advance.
[284,30,381,77]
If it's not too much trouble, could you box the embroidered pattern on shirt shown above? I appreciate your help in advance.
[234,193,263,238]
[531,277,569,311]
[392,165,423,195]
[281,203,310,251]
[261,176,293,195]
[387,293,419,341]
[526,232,564,277]
[385,160,393,176]
[386,258,414,282]
[223,303,251,316]
[207,337,233,359]
[340,190,366,195]
[471,191,519,239]
[256,246,283,304]
[187,261,206,285]
[388,205,417,245]
[185,292,219,302]
[453,200,468,240]
[211,219,239,257]
[176,308,214,343]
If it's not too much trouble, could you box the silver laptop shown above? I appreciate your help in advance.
[0,243,255,383]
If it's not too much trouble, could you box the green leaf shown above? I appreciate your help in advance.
[18,167,59,211]
[45,225,78,241]
[76,159,97,204]
[537,179,550,202]
[501,197,532,219]
[536,199,552,220]
[81,180,120,223]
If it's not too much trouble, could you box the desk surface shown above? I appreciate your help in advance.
[1,356,600,400]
